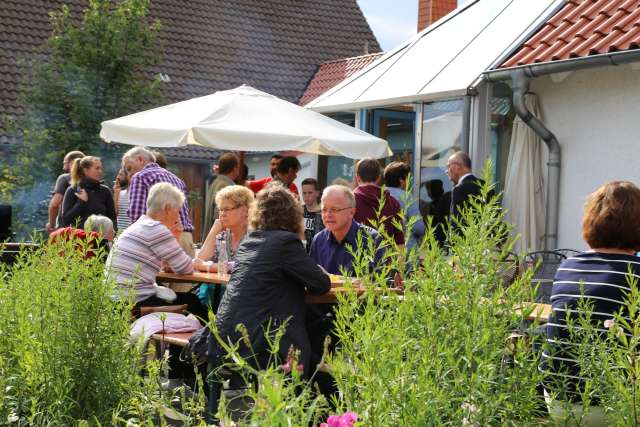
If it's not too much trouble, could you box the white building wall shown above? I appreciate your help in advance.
[530,63,640,250]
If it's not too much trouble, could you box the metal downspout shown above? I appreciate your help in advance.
[511,69,559,250]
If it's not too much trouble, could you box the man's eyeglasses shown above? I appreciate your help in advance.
[321,206,352,215]
[218,205,241,213]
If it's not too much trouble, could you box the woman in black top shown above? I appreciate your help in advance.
[214,184,330,378]
[61,156,117,230]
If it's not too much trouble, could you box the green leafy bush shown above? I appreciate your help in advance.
[324,173,547,425]
[0,238,139,425]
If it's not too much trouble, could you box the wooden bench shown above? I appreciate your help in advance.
[151,331,194,347]
[150,331,194,359]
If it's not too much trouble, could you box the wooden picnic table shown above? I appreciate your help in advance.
[156,271,403,304]
[516,302,552,323]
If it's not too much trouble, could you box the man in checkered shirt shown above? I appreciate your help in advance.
[121,146,195,256]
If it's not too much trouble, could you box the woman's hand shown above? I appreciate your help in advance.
[75,189,88,202]
[211,218,224,236]
[160,260,174,273]
[169,220,183,240]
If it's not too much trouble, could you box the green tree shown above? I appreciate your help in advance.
[1,0,163,235]
[11,0,162,183]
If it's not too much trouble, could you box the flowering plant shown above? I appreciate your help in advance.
[320,411,358,427]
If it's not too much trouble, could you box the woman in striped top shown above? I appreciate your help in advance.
[106,182,201,318]
[543,181,640,409]
[113,168,130,231]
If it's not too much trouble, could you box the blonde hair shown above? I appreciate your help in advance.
[215,185,254,209]
[146,182,185,215]
[70,156,100,186]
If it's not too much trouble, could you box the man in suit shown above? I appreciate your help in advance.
[447,151,494,223]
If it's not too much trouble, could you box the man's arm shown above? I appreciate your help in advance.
[46,193,63,232]
[127,174,148,224]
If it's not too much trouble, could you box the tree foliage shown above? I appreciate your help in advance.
[11,0,163,185]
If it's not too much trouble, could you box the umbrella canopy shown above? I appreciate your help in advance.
[100,85,392,159]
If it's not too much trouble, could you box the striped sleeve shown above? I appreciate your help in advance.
[148,224,193,275]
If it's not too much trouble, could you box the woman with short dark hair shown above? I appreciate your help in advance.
[543,181,640,422]
[214,184,330,377]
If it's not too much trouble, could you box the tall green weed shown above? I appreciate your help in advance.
[326,168,546,425]
[0,238,139,425]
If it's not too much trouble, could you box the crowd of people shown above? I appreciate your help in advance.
[43,146,486,396]
[49,145,640,421]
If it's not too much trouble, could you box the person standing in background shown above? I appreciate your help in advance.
[383,162,425,254]
[301,177,324,252]
[46,150,85,233]
[60,156,116,230]
[113,168,130,231]
[122,146,195,257]
[203,153,240,240]
[353,158,404,248]
[246,155,300,196]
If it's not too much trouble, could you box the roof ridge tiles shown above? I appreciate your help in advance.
[318,52,384,66]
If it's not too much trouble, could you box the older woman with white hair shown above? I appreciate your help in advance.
[105,182,202,318]
[85,214,115,244]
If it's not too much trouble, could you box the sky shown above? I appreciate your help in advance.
[357,0,419,51]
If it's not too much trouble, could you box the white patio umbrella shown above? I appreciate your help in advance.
[100,85,392,159]
[503,94,546,253]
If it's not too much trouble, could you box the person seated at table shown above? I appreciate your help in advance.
[310,184,384,275]
[542,181,640,423]
[194,185,254,310]
[85,214,115,245]
[307,184,385,400]
[50,214,114,259]
[213,184,330,381]
[105,182,204,319]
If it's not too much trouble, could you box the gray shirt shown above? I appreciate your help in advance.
[52,173,71,227]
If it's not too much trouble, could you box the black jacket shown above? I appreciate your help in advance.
[214,229,330,376]
[450,174,494,219]
[61,179,117,230]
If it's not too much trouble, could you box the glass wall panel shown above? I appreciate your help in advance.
[419,98,464,209]
[326,112,357,184]
[325,109,415,185]
[488,82,514,194]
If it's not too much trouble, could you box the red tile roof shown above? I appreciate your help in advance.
[299,53,384,106]
[502,0,640,68]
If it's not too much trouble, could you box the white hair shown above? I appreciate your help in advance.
[146,182,185,215]
[322,184,355,208]
[85,215,114,238]
[123,146,155,163]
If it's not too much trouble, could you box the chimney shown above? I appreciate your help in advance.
[417,0,457,32]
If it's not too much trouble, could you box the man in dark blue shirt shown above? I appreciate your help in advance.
[310,184,383,275]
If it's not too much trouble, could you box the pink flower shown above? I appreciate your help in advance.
[280,361,304,374]
[321,412,358,427]
[280,345,304,373]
